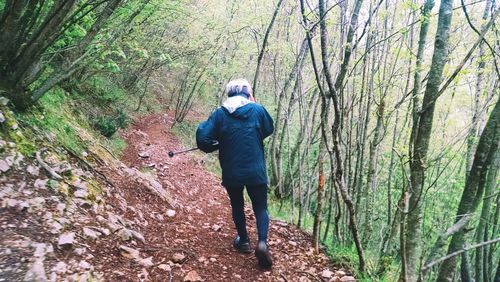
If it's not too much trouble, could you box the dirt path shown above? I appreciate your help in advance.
[0,112,354,282]
[99,113,354,281]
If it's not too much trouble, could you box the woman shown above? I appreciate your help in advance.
[196,78,274,269]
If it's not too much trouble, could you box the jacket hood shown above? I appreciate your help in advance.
[222,96,254,118]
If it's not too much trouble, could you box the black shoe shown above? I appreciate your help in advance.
[255,241,273,269]
[233,236,252,253]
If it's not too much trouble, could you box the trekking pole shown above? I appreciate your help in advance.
[168,147,199,157]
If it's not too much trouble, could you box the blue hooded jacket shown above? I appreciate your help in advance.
[196,96,274,187]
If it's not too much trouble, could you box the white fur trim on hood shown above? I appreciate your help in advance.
[222,96,253,114]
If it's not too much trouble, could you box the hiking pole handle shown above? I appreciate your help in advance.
[168,147,199,157]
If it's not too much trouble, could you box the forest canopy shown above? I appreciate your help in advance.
[0,0,499,281]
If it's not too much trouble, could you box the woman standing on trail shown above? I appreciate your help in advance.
[196,78,274,269]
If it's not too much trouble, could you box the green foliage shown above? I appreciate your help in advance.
[96,109,129,137]
[96,116,118,137]
[107,135,127,157]
[17,88,87,155]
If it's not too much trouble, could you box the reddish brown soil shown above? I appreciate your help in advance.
[94,113,349,281]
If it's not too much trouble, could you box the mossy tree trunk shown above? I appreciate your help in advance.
[403,0,453,280]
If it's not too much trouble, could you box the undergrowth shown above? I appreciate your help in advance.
[14,75,163,158]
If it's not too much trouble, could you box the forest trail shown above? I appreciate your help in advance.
[102,113,355,281]
[0,112,355,282]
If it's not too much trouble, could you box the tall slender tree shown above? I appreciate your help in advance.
[402,0,453,280]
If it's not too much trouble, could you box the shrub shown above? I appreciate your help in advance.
[96,109,129,137]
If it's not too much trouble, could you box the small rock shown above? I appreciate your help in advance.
[74,248,86,256]
[0,184,14,198]
[52,261,68,274]
[166,209,176,217]
[119,245,140,260]
[49,221,63,234]
[276,221,288,227]
[73,198,92,209]
[172,253,186,263]
[27,197,45,210]
[81,151,88,158]
[113,270,125,276]
[78,260,92,270]
[183,270,202,282]
[79,272,89,281]
[211,224,222,232]
[2,198,18,208]
[82,227,101,240]
[130,229,146,243]
[17,200,30,211]
[98,227,111,236]
[56,203,66,214]
[158,264,171,272]
[138,151,150,158]
[27,165,40,176]
[0,112,4,123]
[322,269,333,279]
[34,179,48,189]
[33,243,49,258]
[289,240,297,247]
[0,159,11,172]
[340,276,356,282]
[335,270,346,277]
[96,215,106,224]
[24,260,47,281]
[139,257,154,268]
[11,123,18,130]
[73,189,88,198]
[58,232,75,249]
[117,228,133,241]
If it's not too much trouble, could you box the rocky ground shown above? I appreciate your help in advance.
[0,112,356,281]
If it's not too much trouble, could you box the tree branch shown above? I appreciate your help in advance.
[422,237,500,271]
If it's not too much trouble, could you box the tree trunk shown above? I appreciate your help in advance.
[31,0,124,101]
[468,3,494,280]
[270,38,309,197]
[436,97,500,281]
[362,99,384,247]
[252,0,285,96]
[313,136,326,253]
[403,0,453,280]
[318,0,366,271]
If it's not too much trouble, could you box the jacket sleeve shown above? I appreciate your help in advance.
[196,110,220,153]
[260,106,274,139]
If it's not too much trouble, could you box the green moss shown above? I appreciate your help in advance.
[108,135,127,157]
[17,88,87,155]
[0,106,37,156]
[85,179,103,203]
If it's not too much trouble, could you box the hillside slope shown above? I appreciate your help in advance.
[0,112,355,281]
